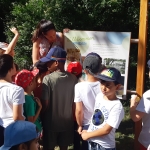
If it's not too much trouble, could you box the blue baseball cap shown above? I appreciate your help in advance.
[94,67,122,84]
[0,121,38,150]
[40,46,67,63]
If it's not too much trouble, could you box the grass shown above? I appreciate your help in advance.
[115,102,134,150]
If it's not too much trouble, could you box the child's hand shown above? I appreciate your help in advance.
[10,27,19,35]
[34,97,42,108]
[130,94,140,107]
[77,126,82,134]
[81,130,89,140]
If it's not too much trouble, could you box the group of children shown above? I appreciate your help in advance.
[0,46,125,150]
[0,19,150,150]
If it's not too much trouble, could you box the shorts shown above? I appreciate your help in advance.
[43,130,74,149]
[0,125,4,147]
[88,141,116,150]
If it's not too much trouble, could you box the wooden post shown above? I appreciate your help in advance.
[134,0,148,150]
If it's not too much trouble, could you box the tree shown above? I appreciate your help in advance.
[4,0,141,91]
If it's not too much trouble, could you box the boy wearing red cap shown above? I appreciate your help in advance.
[15,69,42,133]
[67,61,82,150]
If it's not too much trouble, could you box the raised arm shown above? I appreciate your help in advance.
[5,27,19,56]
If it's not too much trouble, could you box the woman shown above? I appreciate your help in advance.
[32,19,64,65]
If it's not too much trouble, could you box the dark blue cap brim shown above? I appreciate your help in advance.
[0,145,11,150]
[40,57,52,63]
[94,74,115,82]
[40,57,66,63]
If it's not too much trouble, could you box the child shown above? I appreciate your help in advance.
[74,53,102,150]
[40,46,77,150]
[81,67,124,150]
[0,54,25,147]
[67,61,82,80]
[67,61,82,150]
[15,69,42,133]
[130,59,150,150]
[0,120,39,150]
[32,60,48,99]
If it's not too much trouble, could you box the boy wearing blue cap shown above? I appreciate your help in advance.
[40,46,77,150]
[81,67,124,150]
[0,121,39,150]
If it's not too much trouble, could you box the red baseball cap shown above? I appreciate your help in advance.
[67,62,82,76]
[15,69,39,88]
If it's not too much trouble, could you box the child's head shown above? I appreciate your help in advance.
[0,121,38,150]
[32,60,48,84]
[67,61,82,79]
[34,60,48,75]
[95,67,122,98]
[83,52,102,75]
[15,69,39,91]
[40,46,67,72]
[0,54,16,79]
[0,42,7,55]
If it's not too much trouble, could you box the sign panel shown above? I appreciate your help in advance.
[64,30,131,99]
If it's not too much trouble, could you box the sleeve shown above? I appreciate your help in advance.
[41,76,50,101]
[106,102,124,129]
[136,91,150,113]
[24,96,35,117]
[12,86,25,105]
[74,83,82,102]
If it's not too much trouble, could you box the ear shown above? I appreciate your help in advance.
[55,61,59,67]
[116,84,122,90]
[18,143,27,150]
[83,69,88,74]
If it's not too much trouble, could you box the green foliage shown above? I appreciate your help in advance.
[4,0,53,69]
[4,0,140,70]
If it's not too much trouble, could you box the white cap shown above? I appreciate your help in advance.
[0,42,8,51]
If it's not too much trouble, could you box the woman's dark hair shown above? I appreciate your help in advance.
[0,54,14,78]
[32,19,56,42]
[9,139,35,150]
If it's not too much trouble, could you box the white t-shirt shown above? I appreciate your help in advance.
[88,93,124,148]
[74,81,101,125]
[136,90,150,148]
[0,82,25,128]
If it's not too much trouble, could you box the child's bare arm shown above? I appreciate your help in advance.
[27,97,42,123]
[5,27,19,56]
[75,102,83,134]
[81,123,113,140]
[130,94,145,122]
